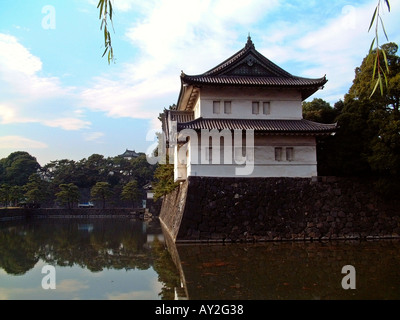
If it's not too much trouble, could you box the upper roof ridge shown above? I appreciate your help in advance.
[245,34,255,50]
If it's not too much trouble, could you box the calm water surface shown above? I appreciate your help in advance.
[1,217,399,300]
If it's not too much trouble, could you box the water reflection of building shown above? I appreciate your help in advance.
[162,226,400,300]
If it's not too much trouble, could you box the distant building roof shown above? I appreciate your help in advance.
[118,149,140,158]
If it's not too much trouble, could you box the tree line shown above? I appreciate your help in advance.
[1,42,399,204]
[303,42,400,198]
[0,152,156,209]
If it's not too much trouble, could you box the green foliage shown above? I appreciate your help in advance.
[0,150,155,208]
[347,43,399,109]
[98,0,115,64]
[91,182,113,209]
[0,184,11,207]
[302,98,339,124]
[318,42,400,192]
[0,219,169,276]
[56,183,80,209]
[0,151,40,186]
[152,160,179,201]
[368,0,391,97]
[23,174,49,205]
[151,237,181,300]
[368,118,400,176]
[9,186,24,207]
[121,180,140,208]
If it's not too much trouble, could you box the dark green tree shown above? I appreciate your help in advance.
[121,180,140,208]
[0,152,40,186]
[9,186,24,207]
[152,159,179,201]
[56,183,81,209]
[23,174,48,206]
[0,184,11,207]
[302,98,338,124]
[319,42,400,188]
[90,182,113,209]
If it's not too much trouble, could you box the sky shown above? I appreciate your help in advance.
[0,0,399,166]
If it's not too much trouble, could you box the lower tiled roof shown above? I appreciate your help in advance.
[177,118,337,134]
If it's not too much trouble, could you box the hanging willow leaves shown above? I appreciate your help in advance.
[98,0,115,64]
[368,0,391,97]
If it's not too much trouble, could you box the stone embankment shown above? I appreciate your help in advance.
[160,176,400,242]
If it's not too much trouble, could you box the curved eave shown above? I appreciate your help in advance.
[181,75,327,101]
[181,75,327,87]
[176,118,337,136]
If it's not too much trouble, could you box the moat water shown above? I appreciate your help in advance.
[0,217,399,300]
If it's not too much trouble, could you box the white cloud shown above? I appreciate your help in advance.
[0,136,48,149]
[254,0,400,104]
[42,118,91,131]
[0,104,35,124]
[0,34,89,131]
[81,0,281,120]
[0,34,42,75]
[84,131,105,141]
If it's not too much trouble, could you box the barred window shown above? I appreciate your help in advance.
[275,147,283,161]
[252,102,259,114]
[213,101,220,114]
[263,102,271,115]
[224,101,232,114]
[286,147,294,161]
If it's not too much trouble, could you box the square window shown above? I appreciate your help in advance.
[252,102,259,114]
[286,147,294,161]
[275,147,282,161]
[263,102,271,115]
[213,101,220,114]
[224,101,232,114]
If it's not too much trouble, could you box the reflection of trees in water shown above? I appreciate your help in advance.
[0,225,39,275]
[0,218,181,299]
[0,219,150,274]
[151,237,181,300]
[0,219,179,291]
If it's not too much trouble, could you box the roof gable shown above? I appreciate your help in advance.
[178,36,327,105]
[201,36,293,79]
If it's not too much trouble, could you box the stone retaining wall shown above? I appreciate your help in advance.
[159,176,400,242]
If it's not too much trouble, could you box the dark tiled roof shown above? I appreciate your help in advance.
[180,36,327,94]
[181,75,326,87]
[177,118,337,135]
[119,149,140,158]
[169,110,195,123]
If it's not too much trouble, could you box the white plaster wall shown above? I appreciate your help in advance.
[194,99,201,119]
[196,87,303,120]
[188,164,317,178]
[177,134,318,178]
